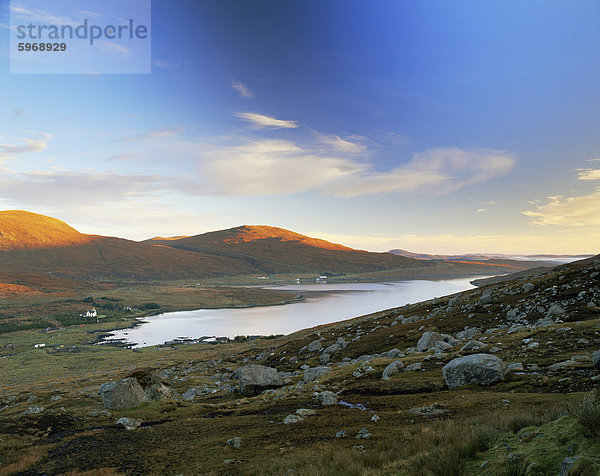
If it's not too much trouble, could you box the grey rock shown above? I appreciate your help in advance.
[296,408,316,417]
[307,340,322,352]
[442,354,508,389]
[356,428,371,439]
[303,366,331,383]
[508,362,524,372]
[371,414,380,422]
[315,390,338,405]
[460,340,488,352]
[592,350,600,369]
[335,430,347,438]
[100,377,145,410]
[283,414,304,424]
[236,365,283,396]
[534,317,555,328]
[455,327,481,340]
[319,353,331,365]
[416,331,456,352]
[522,283,535,293]
[20,405,44,416]
[386,348,404,359]
[116,417,141,430]
[226,437,242,448]
[434,341,453,353]
[548,360,575,371]
[50,395,62,402]
[408,404,447,416]
[323,343,341,355]
[381,360,404,380]
[547,303,565,316]
[559,457,579,476]
[403,362,423,372]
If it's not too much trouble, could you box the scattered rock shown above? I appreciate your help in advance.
[296,408,316,417]
[522,283,535,293]
[403,362,423,372]
[408,404,447,416]
[442,354,508,389]
[100,377,145,410]
[20,405,44,416]
[304,366,331,383]
[116,417,142,430]
[307,340,322,352]
[356,428,371,439]
[315,390,338,405]
[547,304,565,316]
[559,456,579,476]
[319,353,331,365]
[335,430,347,438]
[381,360,404,380]
[417,331,450,352]
[371,414,380,422]
[460,340,487,352]
[592,350,600,369]
[226,437,242,448]
[283,414,304,424]
[236,365,283,396]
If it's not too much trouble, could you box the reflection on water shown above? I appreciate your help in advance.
[107,278,478,347]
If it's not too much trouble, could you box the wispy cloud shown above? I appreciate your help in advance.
[523,187,600,227]
[316,132,367,155]
[120,126,185,142]
[9,5,79,26]
[153,59,183,69]
[0,133,51,161]
[231,80,253,98]
[234,112,298,129]
[104,153,140,161]
[200,140,515,197]
[575,168,600,181]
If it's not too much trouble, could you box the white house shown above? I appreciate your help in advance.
[80,309,97,318]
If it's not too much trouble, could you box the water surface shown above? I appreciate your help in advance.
[107,278,477,347]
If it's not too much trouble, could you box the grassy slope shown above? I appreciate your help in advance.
[0,254,599,474]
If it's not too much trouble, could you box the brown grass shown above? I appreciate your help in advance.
[0,444,54,475]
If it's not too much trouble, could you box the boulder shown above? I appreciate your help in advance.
[381,360,404,380]
[283,414,304,424]
[116,417,142,430]
[236,365,282,396]
[319,353,331,365]
[442,354,508,389]
[307,340,323,352]
[416,331,452,352]
[522,283,535,293]
[100,377,145,410]
[323,343,341,355]
[315,390,338,405]
[303,366,331,383]
[592,350,600,369]
[547,303,565,316]
[460,340,488,352]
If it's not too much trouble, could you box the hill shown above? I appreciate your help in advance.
[147,225,427,275]
[0,211,549,281]
[0,210,91,250]
[1,251,598,474]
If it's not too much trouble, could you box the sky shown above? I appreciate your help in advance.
[0,0,598,254]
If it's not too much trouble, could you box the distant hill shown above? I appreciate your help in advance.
[0,211,551,281]
[388,248,592,264]
[147,225,424,275]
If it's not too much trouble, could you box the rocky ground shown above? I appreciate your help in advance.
[0,255,599,475]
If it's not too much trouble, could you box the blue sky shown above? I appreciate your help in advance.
[0,0,598,253]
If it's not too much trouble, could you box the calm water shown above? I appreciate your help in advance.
[106,278,478,347]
